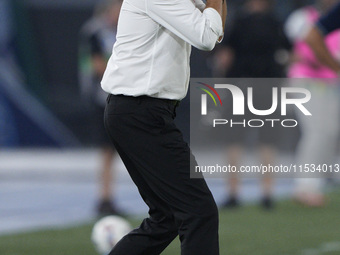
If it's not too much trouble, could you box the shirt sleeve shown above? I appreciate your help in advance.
[317,2,340,35]
[145,0,223,51]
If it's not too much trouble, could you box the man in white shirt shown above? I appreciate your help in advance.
[102,0,227,254]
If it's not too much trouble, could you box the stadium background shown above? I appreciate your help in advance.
[1,0,340,255]
[0,0,314,147]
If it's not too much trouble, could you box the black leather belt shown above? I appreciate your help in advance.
[108,94,180,108]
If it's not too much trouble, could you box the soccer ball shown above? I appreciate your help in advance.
[91,216,132,255]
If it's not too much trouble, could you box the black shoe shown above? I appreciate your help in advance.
[261,196,274,210]
[221,196,240,209]
[97,200,124,217]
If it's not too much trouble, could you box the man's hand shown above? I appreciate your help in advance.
[205,0,222,16]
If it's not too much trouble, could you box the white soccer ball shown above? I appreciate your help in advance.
[91,216,132,255]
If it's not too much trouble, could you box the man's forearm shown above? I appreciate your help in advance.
[305,27,340,73]
[221,0,227,32]
[206,0,223,16]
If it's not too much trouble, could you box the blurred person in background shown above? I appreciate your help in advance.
[78,0,123,216]
[285,0,340,207]
[212,0,290,209]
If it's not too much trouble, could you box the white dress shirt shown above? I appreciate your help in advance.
[101,0,223,100]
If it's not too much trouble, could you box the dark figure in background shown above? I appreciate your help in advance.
[213,0,290,209]
[79,0,123,216]
[214,0,289,77]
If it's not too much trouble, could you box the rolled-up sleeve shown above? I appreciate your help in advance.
[146,0,223,51]
[203,8,223,41]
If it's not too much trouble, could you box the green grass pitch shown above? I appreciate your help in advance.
[1,190,340,255]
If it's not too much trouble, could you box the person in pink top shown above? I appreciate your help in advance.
[285,0,340,207]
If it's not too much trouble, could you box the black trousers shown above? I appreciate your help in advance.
[104,95,219,255]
